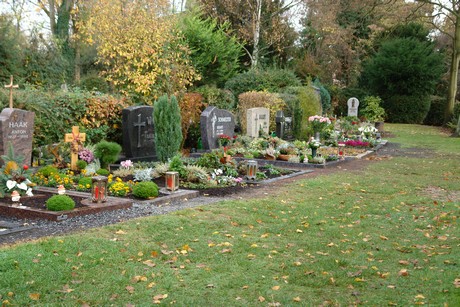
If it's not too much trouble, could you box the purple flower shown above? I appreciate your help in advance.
[78,148,95,163]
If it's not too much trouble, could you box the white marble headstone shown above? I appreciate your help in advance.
[347,97,360,117]
[247,107,270,137]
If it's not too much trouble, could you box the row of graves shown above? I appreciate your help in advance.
[0,77,385,227]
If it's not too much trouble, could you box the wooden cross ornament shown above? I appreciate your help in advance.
[64,126,86,170]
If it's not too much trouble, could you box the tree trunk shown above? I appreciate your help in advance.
[446,14,460,124]
[251,0,262,68]
[74,42,81,84]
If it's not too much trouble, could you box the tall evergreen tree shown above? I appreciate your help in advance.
[154,95,183,162]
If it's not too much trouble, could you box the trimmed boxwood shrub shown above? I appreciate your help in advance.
[96,168,110,176]
[46,195,76,211]
[132,181,159,199]
[78,177,92,186]
[94,141,122,168]
[384,95,431,124]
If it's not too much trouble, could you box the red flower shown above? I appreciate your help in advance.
[23,165,29,170]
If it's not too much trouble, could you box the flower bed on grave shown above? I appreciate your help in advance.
[220,117,383,165]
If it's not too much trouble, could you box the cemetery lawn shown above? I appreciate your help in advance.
[1,124,459,306]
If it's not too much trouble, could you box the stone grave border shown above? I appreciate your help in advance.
[0,187,199,222]
[0,220,35,237]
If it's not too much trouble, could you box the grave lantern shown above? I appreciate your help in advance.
[165,171,179,192]
[338,144,346,159]
[91,176,108,203]
[246,160,258,180]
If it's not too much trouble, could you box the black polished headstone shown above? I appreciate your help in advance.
[200,106,235,150]
[122,106,155,159]
[0,108,35,166]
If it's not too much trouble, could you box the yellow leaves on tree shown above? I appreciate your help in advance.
[81,0,199,102]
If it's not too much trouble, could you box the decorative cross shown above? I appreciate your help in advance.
[64,126,86,170]
[4,75,19,108]
[133,113,146,148]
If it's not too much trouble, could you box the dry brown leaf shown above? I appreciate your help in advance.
[293,296,301,302]
[29,293,40,300]
[379,235,389,240]
[272,285,280,290]
[143,260,156,267]
[398,269,409,276]
[258,296,266,302]
[161,250,173,255]
[399,260,410,265]
[150,251,159,257]
[220,249,232,253]
[115,230,126,234]
[153,294,168,300]
[454,278,460,288]
[126,286,135,294]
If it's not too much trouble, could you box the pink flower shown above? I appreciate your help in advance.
[121,160,133,169]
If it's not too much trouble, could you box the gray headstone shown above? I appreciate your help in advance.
[122,106,155,158]
[247,107,269,137]
[347,97,360,117]
[200,106,235,150]
[275,110,285,139]
[0,108,35,166]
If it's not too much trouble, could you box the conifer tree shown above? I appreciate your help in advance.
[154,95,183,162]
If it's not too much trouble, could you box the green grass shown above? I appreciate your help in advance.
[1,124,459,306]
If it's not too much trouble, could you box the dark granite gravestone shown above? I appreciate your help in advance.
[200,106,235,150]
[275,110,285,139]
[0,108,35,166]
[122,106,155,159]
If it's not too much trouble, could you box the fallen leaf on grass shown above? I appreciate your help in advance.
[29,293,40,300]
[153,294,168,304]
[115,230,126,235]
[258,296,266,302]
[131,276,148,283]
[143,260,156,267]
[125,286,135,294]
[399,260,410,265]
[379,235,389,240]
[272,285,280,290]
[57,285,74,293]
[454,278,460,288]
[398,269,409,276]
[293,297,301,302]
[220,249,232,253]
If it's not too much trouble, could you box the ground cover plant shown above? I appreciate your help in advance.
[0,124,458,305]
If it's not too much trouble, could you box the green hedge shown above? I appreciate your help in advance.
[384,95,431,124]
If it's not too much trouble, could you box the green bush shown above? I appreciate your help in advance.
[132,181,159,199]
[96,168,110,176]
[76,160,88,170]
[361,96,386,122]
[79,74,110,93]
[38,165,59,177]
[384,95,431,123]
[313,79,332,112]
[225,68,301,97]
[94,141,122,168]
[154,95,183,162]
[283,86,322,140]
[46,195,76,211]
[195,85,237,112]
[424,96,447,126]
[78,176,92,187]
[169,155,186,178]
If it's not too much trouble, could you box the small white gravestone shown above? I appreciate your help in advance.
[247,107,270,137]
[347,97,359,117]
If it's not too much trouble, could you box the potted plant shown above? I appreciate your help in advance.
[361,96,386,132]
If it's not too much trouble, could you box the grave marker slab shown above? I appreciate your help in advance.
[0,108,35,166]
[247,107,269,137]
[347,97,360,117]
[122,106,155,159]
[200,106,235,150]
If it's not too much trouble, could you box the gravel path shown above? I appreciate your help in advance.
[0,142,410,246]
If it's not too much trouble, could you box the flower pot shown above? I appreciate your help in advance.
[278,154,295,161]
[265,154,276,160]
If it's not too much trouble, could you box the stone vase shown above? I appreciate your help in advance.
[314,132,321,141]
[311,148,317,158]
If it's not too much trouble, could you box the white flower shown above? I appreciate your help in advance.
[6,180,17,190]
[17,182,28,191]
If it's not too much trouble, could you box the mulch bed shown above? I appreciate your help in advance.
[1,191,88,210]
